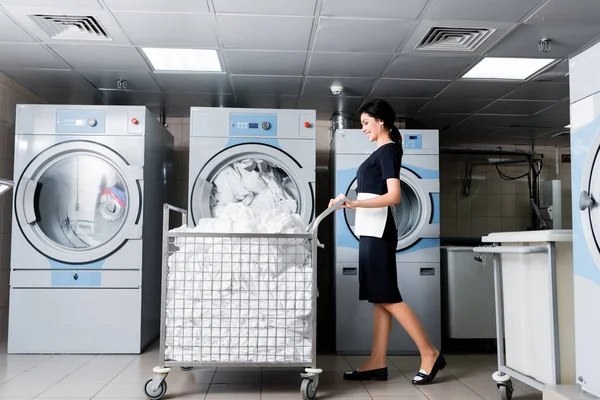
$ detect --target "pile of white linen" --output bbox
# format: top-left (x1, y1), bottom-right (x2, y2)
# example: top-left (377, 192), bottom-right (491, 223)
top-left (209, 158), bottom-right (299, 218)
top-left (164, 203), bottom-right (313, 363)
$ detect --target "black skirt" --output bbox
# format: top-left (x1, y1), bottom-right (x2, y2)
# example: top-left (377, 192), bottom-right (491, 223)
top-left (358, 207), bottom-right (403, 304)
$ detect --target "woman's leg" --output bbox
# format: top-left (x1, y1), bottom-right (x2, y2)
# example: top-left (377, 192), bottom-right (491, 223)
top-left (382, 302), bottom-right (439, 373)
top-left (360, 304), bottom-right (392, 370)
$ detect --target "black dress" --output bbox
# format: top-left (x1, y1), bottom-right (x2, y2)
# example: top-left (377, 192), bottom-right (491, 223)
top-left (356, 142), bottom-right (403, 304)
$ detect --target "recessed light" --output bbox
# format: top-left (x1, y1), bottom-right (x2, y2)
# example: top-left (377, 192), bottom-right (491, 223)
top-left (462, 57), bottom-right (556, 80)
top-left (142, 48), bottom-right (222, 72)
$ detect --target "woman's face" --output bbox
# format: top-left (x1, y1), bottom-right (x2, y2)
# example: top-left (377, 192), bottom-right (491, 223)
top-left (360, 112), bottom-right (385, 143)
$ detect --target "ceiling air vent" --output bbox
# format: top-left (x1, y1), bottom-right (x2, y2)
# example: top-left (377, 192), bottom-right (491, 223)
top-left (29, 14), bottom-right (112, 41)
top-left (416, 27), bottom-right (495, 52)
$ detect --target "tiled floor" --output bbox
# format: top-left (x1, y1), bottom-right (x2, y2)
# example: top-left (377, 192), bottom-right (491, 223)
top-left (0, 342), bottom-right (542, 400)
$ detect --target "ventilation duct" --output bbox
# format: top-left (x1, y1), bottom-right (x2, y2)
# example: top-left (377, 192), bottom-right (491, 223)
top-left (29, 14), bottom-right (112, 41)
top-left (416, 27), bottom-right (495, 52)
top-left (330, 113), bottom-right (353, 139)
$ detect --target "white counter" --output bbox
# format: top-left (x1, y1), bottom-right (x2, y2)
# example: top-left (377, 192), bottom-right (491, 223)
top-left (482, 229), bottom-right (573, 243)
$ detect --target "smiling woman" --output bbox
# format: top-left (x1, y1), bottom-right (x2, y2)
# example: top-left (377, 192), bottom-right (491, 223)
top-left (329, 99), bottom-right (446, 386)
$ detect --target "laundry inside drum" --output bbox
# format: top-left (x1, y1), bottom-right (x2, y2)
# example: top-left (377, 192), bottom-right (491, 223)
top-left (209, 158), bottom-right (300, 218)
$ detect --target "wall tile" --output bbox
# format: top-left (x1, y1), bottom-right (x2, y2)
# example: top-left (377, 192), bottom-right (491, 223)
top-left (501, 194), bottom-right (516, 217)
top-left (501, 178), bottom-right (516, 195)
top-left (487, 217), bottom-right (502, 233)
top-left (441, 216), bottom-right (457, 237)
top-left (487, 194), bottom-right (502, 217)
top-left (502, 217), bottom-right (517, 231)
top-left (440, 193), bottom-right (457, 216)
top-left (471, 217), bottom-right (488, 238)
top-left (456, 194), bottom-right (472, 217)
top-left (456, 216), bottom-right (472, 237)
top-left (471, 193), bottom-right (487, 217)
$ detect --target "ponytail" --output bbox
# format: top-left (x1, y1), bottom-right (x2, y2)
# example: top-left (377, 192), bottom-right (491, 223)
top-left (390, 126), bottom-right (403, 149)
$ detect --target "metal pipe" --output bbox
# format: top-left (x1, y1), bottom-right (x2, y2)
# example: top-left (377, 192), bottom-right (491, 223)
top-left (440, 148), bottom-right (542, 158)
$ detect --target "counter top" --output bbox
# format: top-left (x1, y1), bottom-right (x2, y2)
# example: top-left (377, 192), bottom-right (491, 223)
top-left (482, 229), bottom-right (573, 243)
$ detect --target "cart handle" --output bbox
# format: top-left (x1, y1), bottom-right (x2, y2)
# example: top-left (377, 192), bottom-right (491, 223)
top-left (163, 204), bottom-right (188, 226)
top-left (306, 195), bottom-right (348, 236)
top-left (473, 246), bottom-right (548, 255)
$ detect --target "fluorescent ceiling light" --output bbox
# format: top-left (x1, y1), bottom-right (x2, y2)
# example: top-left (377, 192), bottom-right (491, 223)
top-left (463, 57), bottom-right (556, 80)
top-left (142, 48), bottom-right (222, 72)
top-left (0, 179), bottom-right (14, 196)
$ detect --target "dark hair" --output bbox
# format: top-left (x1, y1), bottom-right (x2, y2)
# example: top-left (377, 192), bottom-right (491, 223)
top-left (359, 99), bottom-right (402, 148)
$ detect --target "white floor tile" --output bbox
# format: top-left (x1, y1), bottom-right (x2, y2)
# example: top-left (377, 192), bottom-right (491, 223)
top-left (38, 382), bottom-right (106, 398)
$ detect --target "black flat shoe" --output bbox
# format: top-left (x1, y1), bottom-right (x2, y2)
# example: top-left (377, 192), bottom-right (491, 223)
top-left (412, 353), bottom-right (446, 385)
top-left (343, 367), bottom-right (388, 381)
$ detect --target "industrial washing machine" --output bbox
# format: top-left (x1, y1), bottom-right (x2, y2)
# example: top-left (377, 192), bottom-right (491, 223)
top-left (332, 128), bottom-right (440, 355)
top-left (187, 107), bottom-right (316, 227)
top-left (8, 105), bottom-right (174, 354)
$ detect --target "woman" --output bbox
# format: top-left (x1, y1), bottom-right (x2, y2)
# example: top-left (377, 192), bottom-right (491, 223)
top-left (329, 99), bottom-right (445, 385)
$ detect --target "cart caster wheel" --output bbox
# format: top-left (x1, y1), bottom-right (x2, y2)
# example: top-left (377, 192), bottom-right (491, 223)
top-left (144, 377), bottom-right (167, 400)
top-left (301, 378), bottom-right (318, 400)
top-left (180, 366), bottom-right (194, 371)
top-left (498, 380), bottom-right (513, 400)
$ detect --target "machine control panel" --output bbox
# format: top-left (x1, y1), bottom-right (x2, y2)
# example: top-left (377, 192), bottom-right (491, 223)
top-left (230, 113), bottom-right (277, 136)
top-left (55, 110), bottom-right (106, 133)
top-left (403, 133), bottom-right (423, 150)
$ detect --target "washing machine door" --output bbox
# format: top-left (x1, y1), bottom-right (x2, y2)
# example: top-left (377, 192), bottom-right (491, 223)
top-left (190, 143), bottom-right (314, 226)
top-left (579, 132), bottom-right (600, 269)
top-left (343, 168), bottom-right (432, 251)
top-left (14, 141), bottom-right (143, 264)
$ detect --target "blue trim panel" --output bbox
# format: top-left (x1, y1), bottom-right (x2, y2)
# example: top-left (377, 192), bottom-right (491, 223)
top-left (51, 271), bottom-right (102, 287)
top-left (403, 163), bottom-right (439, 180)
top-left (571, 115), bottom-right (600, 286)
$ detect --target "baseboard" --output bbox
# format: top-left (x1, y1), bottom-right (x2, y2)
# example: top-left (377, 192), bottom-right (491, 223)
top-left (543, 385), bottom-right (599, 400)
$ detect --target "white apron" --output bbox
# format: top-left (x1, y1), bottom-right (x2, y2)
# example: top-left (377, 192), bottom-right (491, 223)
top-left (353, 193), bottom-right (388, 238)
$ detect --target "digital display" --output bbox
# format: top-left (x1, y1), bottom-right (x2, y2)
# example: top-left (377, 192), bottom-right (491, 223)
top-left (409, 135), bottom-right (417, 139)
top-left (249, 122), bottom-right (259, 129)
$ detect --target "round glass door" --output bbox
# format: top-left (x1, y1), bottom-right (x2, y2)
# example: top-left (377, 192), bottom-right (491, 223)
top-left (343, 169), bottom-right (430, 251)
top-left (36, 154), bottom-right (128, 250)
top-left (15, 141), bottom-right (142, 265)
top-left (580, 134), bottom-right (600, 269)
top-left (190, 144), bottom-right (314, 226)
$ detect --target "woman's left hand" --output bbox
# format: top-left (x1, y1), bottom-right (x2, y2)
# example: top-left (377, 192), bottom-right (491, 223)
top-left (341, 199), bottom-right (358, 209)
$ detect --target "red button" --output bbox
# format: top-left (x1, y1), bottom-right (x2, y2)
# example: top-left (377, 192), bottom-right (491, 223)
top-left (304, 122), bottom-right (311, 128)
top-left (131, 118), bottom-right (139, 125)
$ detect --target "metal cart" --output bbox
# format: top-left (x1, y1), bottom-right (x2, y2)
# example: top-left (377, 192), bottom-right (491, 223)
top-left (473, 243), bottom-right (562, 400)
top-left (144, 201), bottom-right (343, 400)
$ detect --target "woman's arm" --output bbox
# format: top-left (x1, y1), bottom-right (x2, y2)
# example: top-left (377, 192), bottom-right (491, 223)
top-left (343, 178), bottom-right (401, 209)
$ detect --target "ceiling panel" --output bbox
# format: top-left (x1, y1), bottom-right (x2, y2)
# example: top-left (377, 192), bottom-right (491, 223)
top-left (153, 73), bottom-right (232, 93)
top-left (526, 0), bottom-right (600, 26)
top-left (225, 51), bottom-right (307, 76)
top-left (103, 0), bottom-right (210, 13)
top-left (517, 101), bottom-right (569, 128)
top-left (481, 99), bottom-right (556, 115)
top-left (413, 113), bottom-right (471, 129)
top-left (369, 97), bottom-right (431, 116)
top-left (320, 0), bottom-right (428, 19)
top-left (503, 82), bottom-right (569, 101)
top-left (399, 19), bottom-right (515, 55)
top-left (112, 12), bottom-right (218, 48)
top-left (77, 70), bottom-right (161, 91)
top-left (48, 44), bottom-right (149, 70)
top-left (437, 80), bottom-right (522, 99)
top-left (418, 98), bottom-right (493, 113)
top-left (0, 11), bottom-right (35, 43)
top-left (490, 126), bottom-right (556, 138)
top-left (384, 54), bottom-right (476, 80)
top-left (236, 94), bottom-right (299, 109)
top-left (458, 114), bottom-right (530, 127)
top-left (231, 75), bottom-right (302, 95)
top-left (307, 53), bottom-right (392, 77)
top-left (217, 15), bottom-right (313, 50)
top-left (213, 0), bottom-right (317, 16)
top-left (488, 24), bottom-right (600, 58)
top-left (30, 88), bottom-right (106, 105)
top-left (533, 60), bottom-right (569, 82)
top-left (0, 0), bottom-right (102, 7)
top-left (371, 79), bottom-right (449, 98)
top-left (0, 43), bottom-right (68, 69)
top-left (424, 0), bottom-right (541, 22)
top-left (1, 69), bottom-right (95, 91)
top-left (168, 92), bottom-right (236, 108)
top-left (297, 95), bottom-right (363, 118)
top-left (302, 77), bottom-right (375, 97)
top-left (313, 18), bottom-right (414, 53)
